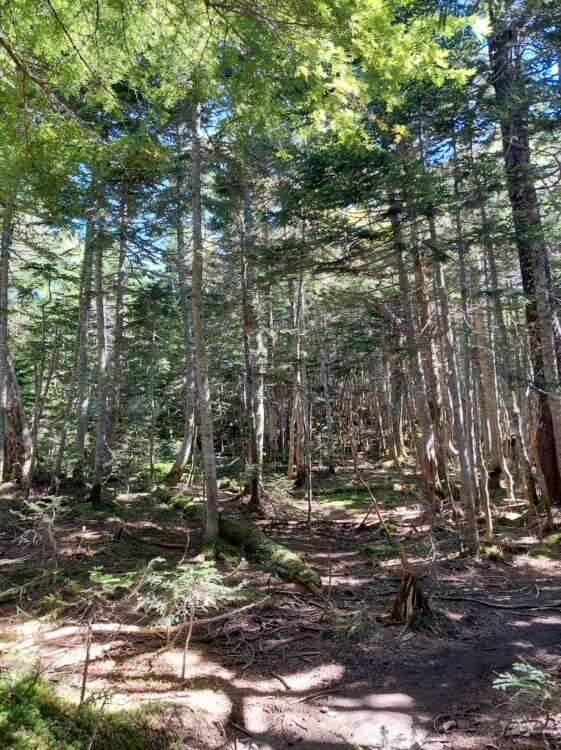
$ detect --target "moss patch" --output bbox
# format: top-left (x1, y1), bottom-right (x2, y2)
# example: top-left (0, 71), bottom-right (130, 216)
top-left (358, 542), bottom-right (397, 561)
top-left (528, 546), bottom-right (555, 560)
top-left (0, 672), bottom-right (183, 750)
top-left (155, 487), bottom-right (322, 594)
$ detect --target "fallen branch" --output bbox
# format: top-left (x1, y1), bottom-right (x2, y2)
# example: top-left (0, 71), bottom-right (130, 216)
top-left (117, 525), bottom-right (186, 550)
top-left (270, 671), bottom-right (291, 690)
top-left (438, 596), bottom-right (561, 611)
top-left (299, 687), bottom-right (342, 703)
top-left (0, 601), bottom-right (261, 652)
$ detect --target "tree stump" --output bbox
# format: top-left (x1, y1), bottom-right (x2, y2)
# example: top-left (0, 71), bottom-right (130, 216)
top-left (389, 544), bottom-right (432, 624)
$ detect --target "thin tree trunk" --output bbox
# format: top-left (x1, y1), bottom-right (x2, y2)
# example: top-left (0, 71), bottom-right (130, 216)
top-left (434, 259), bottom-right (480, 552)
top-left (148, 325), bottom-right (157, 480)
top-left (105, 183), bottom-right (128, 460)
top-left (265, 294), bottom-right (278, 462)
top-left (90, 232), bottom-right (108, 503)
top-left (295, 273), bottom-right (313, 518)
top-left (75, 202), bottom-right (96, 467)
top-left (390, 201), bottom-right (439, 504)
top-left (239, 180), bottom-right (265, 506)
top-left (166, 175), bottom-right (196, 487)
top-left (190, 101), bottom-right (219, 539)
top-left (0, 199), bottom-right (13, 480)
top-left (26, 296), bottom-right (57, 499)
top-left (318, 323), bottom-right (335, 473)
top-left (53, 210), bottom-right (95, 483)
top-left (5, 354), bottom-right (32, 482)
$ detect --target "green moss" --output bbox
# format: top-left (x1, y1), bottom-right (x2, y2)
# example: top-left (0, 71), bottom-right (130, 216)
top-left (528, 546), bottom-right (555, 560)
top-left (358, 542), bottom-right (397, 560)
top-left (494, 512), bottom-right (524, 529)
top-left (157, 487), bottom-right (322, 592)
top-left (482, 544), bottom-right (506, 562)
top-left (0, 672), bottom-right (183, 750)
top-left (543, 532), bottom-right (561, 545)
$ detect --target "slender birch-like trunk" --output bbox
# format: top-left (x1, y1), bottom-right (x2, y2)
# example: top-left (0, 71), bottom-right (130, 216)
top-left (75, 203), bottom-right (96, 466)
top-left (5, 354), bottom-right (32, 482)
top-left (166, 175), bottom-right (196, 487)
top-left (318, 324), bottom-right (335, 473)
top-left (148, 325), bottom-right (157, 480)
top-left (0, 200), bottom-right (13, 480)
top-left (390, 202), bottom-right (439, 504)
top-left (433, 258), bottom-right (480, 552)
top-left (53, 209), bottom-right (95, 483)
top-left (265, 294), bottom-right (278, 462)
top-left (190, 101), bottom-right (219, 539)
top-left (239, 180), bottom-right (265, 506)
top-left (106, 183), bottom-right (129, 459)
top-left (90, 231), bottom-right (109, 503)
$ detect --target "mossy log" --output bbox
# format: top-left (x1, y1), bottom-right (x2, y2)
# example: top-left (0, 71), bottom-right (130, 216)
top-left (153, 487), bottom-right (323, 597)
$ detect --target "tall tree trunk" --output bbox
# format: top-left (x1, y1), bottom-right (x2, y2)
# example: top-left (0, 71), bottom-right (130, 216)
top-left (390, 201), bottom-right (439, 504)
top-left (166, 176), bottom-right (196, 487)
top-left (407, 198), bottom-right (446, 484)
top-left (26, 299), bottom-right (57, 498)
top-left (5, 354), bottom-right (32, 482)
top-left (239, 181), bottom-right (265, 506)
top-left (434, 259), bottom-right (480, 552)
top-left (75, 203), bottom-right (96, 467)
top-left (0, 199), bottom-right (13, 480)
top-left (53, 208), bottom-right (95, 483)
top-left (90, 233), bottom-right (108, 503)
top-left (295, 272), bottom-right (313, 518)
top-left (265, 294), bottom-right (278, 462)
top-left (489, 13), bottom-right (561, 501)
top-left (318, 323), bottom-right (335, 473)
top-left (148, 324), bottom-right (157, 480)
top-left (106, 183), bottom-right (128, 460)
top-left (190, 102), bottom-right (219, 539)
top-left (471, 263), bottom-right (514, 498)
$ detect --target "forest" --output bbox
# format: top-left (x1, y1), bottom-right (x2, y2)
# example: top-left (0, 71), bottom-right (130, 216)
top-left (0, 0), bottom-right (560, 748)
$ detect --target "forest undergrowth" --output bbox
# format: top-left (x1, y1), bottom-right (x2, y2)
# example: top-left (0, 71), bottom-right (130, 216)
top-left (1, 458), bottom-right (560, 750)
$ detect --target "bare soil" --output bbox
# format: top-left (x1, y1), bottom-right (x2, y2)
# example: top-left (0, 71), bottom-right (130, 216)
top-left (1, 465), bottom-right (560, 750)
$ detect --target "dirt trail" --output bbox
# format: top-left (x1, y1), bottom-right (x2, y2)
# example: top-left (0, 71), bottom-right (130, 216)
top-left (1, 473), bottom-right (560, 750)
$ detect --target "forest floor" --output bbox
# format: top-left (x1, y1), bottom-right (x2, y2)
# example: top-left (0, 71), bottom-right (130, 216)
top-left (1, 459), bottom-right (561, 750)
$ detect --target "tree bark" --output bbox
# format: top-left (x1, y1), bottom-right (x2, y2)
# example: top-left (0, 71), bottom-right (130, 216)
top-left (53, 205), bottom-right (95, 483)
top-left (434, 259), bottom-right (480, 552)
top-left (239, 180), bottom-right (265, 506)
top-left (89, 229), bottom-right (108, 503)
top-left (74, 202), bottom-right (96, 467)
top-left (166, 175), bottom-right (196, 487)
top-left (5, 354), bottom-right (32, 482)
top-left (105, 183), bottom-right (129, 460)
top-left (390, 201), bottom-right (439, 504)
top-left (0, 200), bottom-right (13, 480)
top-left (190, 102), bottom-right (219, 539)
top-left (318, 322), bottom-right (335, 473)
top-left (489, 12), bottom-right (561, 501)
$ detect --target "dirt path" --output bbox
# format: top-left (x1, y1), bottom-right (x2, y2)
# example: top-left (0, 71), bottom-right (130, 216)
top-left (1, 472), bottom-right (560, 750)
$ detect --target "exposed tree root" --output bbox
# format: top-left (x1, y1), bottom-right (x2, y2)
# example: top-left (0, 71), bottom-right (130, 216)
top-left (0, 601), bottom-right (260, 652)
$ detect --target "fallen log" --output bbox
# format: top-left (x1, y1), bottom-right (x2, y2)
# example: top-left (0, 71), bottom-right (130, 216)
top-left (154, 487), bottom-right (323, 596)
top-left (0, 601), bottom-right (260, 652)
top-left (437, 595), bottom-right (561, 611)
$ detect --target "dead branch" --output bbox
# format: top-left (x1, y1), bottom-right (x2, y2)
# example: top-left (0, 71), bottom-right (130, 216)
top-left (437, 595), bottom-right (561, 611)
top-left (0, 600), bottom-right (262, 652)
